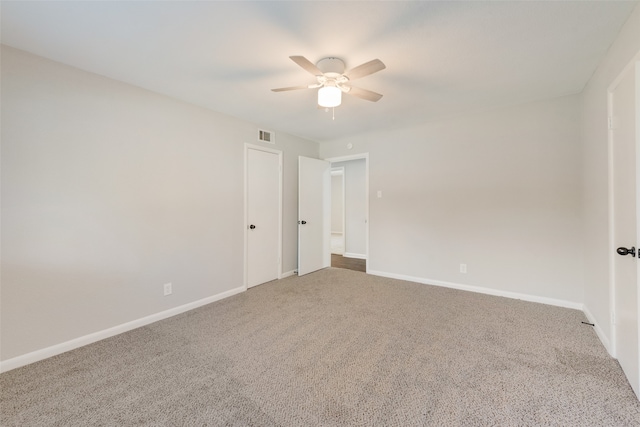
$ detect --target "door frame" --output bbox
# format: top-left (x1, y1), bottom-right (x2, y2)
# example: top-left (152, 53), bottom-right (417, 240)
top-left (244, 143), bottom-right (283, 290)
top-left (608, 51), bottom-right (640, 359)
top-left (324, 153), bottom-right (369, 272)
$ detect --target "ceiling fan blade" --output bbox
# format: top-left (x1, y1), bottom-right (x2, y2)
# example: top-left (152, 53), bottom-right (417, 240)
top-left (271, 84), bottom-right (314, 92)
top-left (290, 56), bottom-right (323, 76)
top-left (344, 59), bottom-right (386, 80)
top-left (342, 85), bottom-right (383, 102)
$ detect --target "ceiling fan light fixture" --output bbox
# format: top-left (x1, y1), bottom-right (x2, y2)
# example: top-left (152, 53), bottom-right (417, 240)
top-left (272, 55), bottom-right (385, 108)
top-left (318, 85), bottom-right (342, 108)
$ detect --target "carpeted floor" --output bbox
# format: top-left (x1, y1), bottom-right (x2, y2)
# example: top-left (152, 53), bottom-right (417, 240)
top-left (2, 268), bottom-right (640, 426)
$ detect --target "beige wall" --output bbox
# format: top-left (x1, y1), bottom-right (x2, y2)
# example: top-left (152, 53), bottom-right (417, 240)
top-left (581, 4), bottom-right (640, 350)
top-left (0, 46), bottom-right (318, 361)
top-left (331, 173), bottom-right (343, 234)
top-left (321, 95), bottom-right (583, 305)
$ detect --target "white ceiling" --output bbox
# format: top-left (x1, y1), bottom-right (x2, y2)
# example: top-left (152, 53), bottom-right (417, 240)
top-left (1, 1), bottom-right (638, 143)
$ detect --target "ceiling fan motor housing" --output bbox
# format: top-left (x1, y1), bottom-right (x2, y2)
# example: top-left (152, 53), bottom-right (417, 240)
top-left (317, 57), bottom-right (345, 78)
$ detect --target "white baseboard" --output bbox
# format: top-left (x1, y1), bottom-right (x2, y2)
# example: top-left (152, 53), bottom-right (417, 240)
top-left (343, 252), bottom-right (366, 260)
top-left (281, 270), bottom-right (296, 279)
top-left (0, 285), bottom-right (246, 373)
top-left (367, 269), bottom-right (583, 311)
top-left (583, 305), bottom-right (613, 356)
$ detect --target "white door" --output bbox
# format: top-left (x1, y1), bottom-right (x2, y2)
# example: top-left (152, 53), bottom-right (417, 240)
top-left (298, 156), bottom-right (330, 276)
top-left (612, 61), bottom-right (639, 397)
top-left (246, 147), bottom-right (281, 288)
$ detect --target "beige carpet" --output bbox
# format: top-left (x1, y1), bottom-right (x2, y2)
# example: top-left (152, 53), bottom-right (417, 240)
top-left (2, 268), bottom-right (640, 426)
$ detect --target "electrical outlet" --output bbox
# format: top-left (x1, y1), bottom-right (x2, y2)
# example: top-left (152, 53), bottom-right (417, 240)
top-left (460, 264), bottom-right (467, 274)
top-left (163, 283), bottom-right (172, 296)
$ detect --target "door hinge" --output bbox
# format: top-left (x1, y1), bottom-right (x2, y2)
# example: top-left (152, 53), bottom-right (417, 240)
top-left (611, 312), bottom-right (616, 325)
top-left (608, 116), bottom-right (619, 130)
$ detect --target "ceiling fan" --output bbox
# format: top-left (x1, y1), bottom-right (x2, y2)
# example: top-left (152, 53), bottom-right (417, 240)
top-left (271, 56), bottom-right (386, 109)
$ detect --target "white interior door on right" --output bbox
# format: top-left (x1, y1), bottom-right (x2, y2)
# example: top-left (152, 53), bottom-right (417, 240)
top-left (298, 156), bottom-right (330, 276)
top-left (611, 61), bottom-right (639, 398)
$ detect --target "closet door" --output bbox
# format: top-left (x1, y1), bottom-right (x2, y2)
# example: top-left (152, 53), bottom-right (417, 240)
top-left (246, 147), bottom-right (281, 287)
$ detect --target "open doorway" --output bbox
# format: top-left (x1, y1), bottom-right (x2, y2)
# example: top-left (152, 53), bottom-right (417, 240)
top-left (327, 155), bottom-right (368, 273)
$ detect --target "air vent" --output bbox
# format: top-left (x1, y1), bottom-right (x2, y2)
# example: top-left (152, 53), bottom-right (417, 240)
top-left (258, 129), bottom-right (275, 144)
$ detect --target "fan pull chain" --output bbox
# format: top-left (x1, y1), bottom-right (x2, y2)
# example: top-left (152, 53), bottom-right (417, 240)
top-left (332, 107), bottom-right (335, 121)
